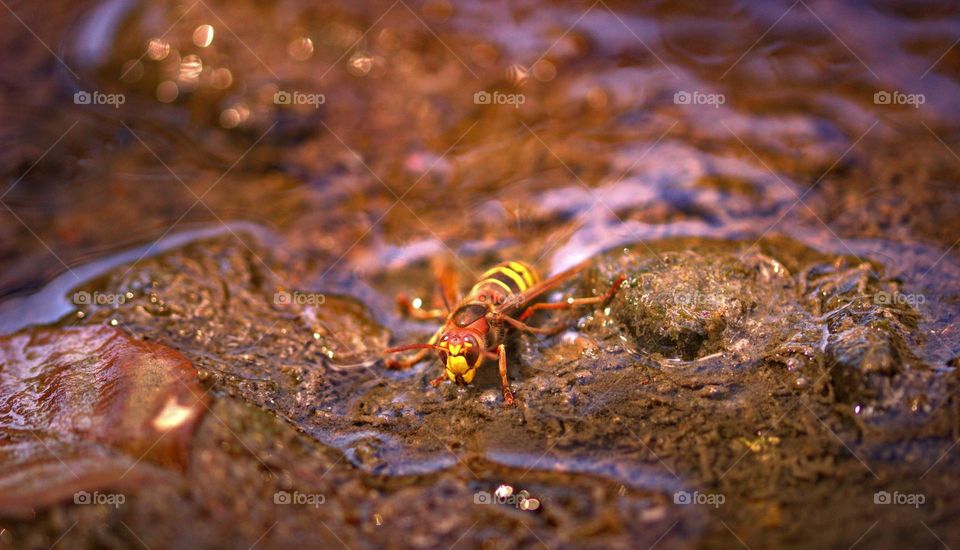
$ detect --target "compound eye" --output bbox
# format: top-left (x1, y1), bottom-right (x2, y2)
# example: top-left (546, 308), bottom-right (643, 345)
top-left (464, 337), bottom-right (481, 367)
top-left (437, 350), bottom-right (448, 364)
top-left (466, 347), bottom-right (480, 367)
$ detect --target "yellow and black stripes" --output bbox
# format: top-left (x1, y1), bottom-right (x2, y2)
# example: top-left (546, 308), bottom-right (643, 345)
top-left (467, 261), bottom-right (541, 305)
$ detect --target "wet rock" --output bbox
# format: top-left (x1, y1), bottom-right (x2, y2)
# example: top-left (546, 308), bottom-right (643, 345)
top-left (592, 249), bottom-right (795, 360)
top-left (0, 326), bottom-right (207, 516)
top-left (69, 236), bottom-right (392, 424)
top-left (827, 326), bottom-right (905, 401)
top-left (784, 258), bottom-right (926, 410)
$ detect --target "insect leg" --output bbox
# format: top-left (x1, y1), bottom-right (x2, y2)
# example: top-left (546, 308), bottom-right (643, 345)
top-left (518, 274), bottom-right (626, 321)
top-left (501, 315), bottom-right (566, 335)
top-left (394, 258), bottom-right (462, 320)
top-left (497, 344), bottom-right (514, 405)
top-left (430, 373), bottom-right (447, 387)
top-left (396, 294), bottom-right (447, 320)
top-left (433, 259), bottom-right (462, 314)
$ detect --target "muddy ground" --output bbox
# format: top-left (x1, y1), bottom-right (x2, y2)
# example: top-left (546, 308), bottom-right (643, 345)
top-left (1, 0), bottom-right (960, 548)
top-left (2, 233), bottom-right (958, 549)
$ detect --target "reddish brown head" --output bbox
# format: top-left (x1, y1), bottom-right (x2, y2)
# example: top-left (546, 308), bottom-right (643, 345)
top-left (436, 329), bottom-right (484, 385)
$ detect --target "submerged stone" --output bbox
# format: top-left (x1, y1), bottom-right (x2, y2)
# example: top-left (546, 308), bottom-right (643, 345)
top-left (0, 326), bottom-right (207, 516)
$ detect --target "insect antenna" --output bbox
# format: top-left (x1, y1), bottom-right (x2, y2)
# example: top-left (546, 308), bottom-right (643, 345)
top-left (384, 343), bottom-right (444, 354)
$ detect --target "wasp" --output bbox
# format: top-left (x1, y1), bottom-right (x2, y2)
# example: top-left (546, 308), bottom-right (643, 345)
top-left (384, 260), bottom-right (625, 405)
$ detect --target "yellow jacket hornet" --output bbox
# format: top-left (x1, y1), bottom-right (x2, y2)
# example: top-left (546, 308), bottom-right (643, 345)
top-left (385, 260), bottom-right (625, 405)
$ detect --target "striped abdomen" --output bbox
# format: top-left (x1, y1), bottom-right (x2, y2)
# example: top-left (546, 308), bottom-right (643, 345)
top-left (466, 261), bottom-right (540, 307)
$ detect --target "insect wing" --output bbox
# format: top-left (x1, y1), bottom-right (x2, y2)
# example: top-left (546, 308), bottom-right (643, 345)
top-left (493, 258), bottom-right (593, 317)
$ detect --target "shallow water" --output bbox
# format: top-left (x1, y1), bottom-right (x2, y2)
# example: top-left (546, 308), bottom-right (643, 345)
top-left (1, 0), bottom-right (959, 548)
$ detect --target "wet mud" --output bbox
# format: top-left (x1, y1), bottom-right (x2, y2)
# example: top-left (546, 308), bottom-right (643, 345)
top-left (1, 0), bottom-right (959, 548)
